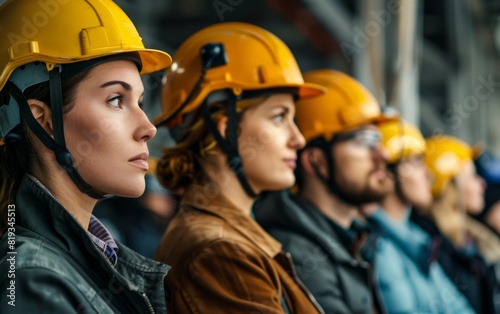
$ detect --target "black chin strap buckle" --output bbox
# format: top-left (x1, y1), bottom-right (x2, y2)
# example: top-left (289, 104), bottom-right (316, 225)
top-left (227, 154), bottom-right (243, 176)
top-left (54, 147), bottom-right (73, 170)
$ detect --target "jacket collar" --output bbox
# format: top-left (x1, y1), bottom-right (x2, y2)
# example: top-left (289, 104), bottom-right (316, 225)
top-left (15, 175), bottom-right (169, 291)
top-left (369, 207), bottom-right (435, 273)
top-left (254, 190), bottom-right (360, 264)
top-left (181, 183), bottom-right (282, 258)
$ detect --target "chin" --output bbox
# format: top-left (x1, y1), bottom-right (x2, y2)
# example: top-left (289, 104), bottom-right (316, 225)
top-left (261, 178), bottom-right (295, 192)
top-left (413, 198), bottom-right (433, 209)
top-left (106, 181), bottom-right (146, 198)
top-left (467, 204), bottom-right (484, 215)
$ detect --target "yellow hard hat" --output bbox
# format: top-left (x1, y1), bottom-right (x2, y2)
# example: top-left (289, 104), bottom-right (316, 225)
top-left (295, 69), bottom-right (388, 143)
top-left (380, 120), bottom-right (425, 164)
top-left (425, 135), bottom-right (480, 198)
top-left (0, 0), bottom-right (172, 92)
top-left (154, 22), bottom-right (325, 127)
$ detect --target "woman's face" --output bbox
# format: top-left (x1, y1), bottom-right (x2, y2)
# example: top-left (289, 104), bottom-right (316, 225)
top-left (63, 60), bottom-right (156, 197)
top-left (397, 155), bottom-right (433, 208)
top-left (237, 94), bottom-right (305, 193)
top-left (457, 160), bottom-right (485, 214)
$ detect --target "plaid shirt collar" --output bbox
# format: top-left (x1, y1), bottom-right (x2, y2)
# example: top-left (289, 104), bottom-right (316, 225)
top-left (87, 215), bottom-right (119, 267)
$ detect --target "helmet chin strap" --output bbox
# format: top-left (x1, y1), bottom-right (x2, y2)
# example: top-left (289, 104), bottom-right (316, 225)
top-left (387, 162), bottom-right (411, 205)
top-left (201, 92), bottom-right (258, 198)
top-left (6, 66), bottom-right (105, 199)
top-left (309, 139), bottom-right (365, 207)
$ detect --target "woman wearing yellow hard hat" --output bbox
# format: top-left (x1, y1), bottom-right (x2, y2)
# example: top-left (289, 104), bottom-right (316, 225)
top-left (153, 22), bottom-right (326, 313)
top-left (0, 0), bottom-right (172, 312)
top-left (368, 121), bottom-right (475, 313)
top-left (411, 135), bottom-right (500, 313)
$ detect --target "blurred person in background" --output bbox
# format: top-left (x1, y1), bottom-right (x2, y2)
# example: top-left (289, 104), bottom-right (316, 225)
top-left (367, 120), bottom-right (475, 313)
top-left (153, 22), bottom-right (326, 313)
top-left (254, 69), bottom-right (392, 314)
top-left (411, 135), bottom-right (500, 313)
top-left (0, 0), bottom-right (172, 312)
top-left (480, 185), bottom-right (500, 236)
top-left (474, 152), bottom-right (500, 236)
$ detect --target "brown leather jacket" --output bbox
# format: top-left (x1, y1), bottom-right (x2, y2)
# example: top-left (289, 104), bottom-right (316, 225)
top-left (155, 185), bottom-right (324, 314)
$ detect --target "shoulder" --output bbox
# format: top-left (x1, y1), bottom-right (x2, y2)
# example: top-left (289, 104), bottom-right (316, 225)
top-left (374, 238), bottom-right (406, 274)
top-left (1, 228), bottom-right (75, 273)
top-left (156, 210), bottom-right (273, 272)
top-left (188, 237), bottom-right (273, 271)
top-left (270, 228), bottom-right (323, 260)
top-left (0, 257), bottom-right (100, 313)
top-left (166, 238), bottom-right (281, 294)
top-left (186, 237), bottom-right (273, 267)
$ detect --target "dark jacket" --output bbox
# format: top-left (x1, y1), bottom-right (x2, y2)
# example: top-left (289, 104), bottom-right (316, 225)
top-left (410, 210), bottom-right (495, 314)
top-left (254, 190), bottom-right (381, 314)
top-left (0, 175), bottom-right (170, 313)
top-left (155, 184), bottom-right (324, 314)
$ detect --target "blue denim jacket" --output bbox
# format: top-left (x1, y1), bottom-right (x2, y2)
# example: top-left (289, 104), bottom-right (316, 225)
top-left (0, 175), bottom-right (170, 313)
top-left (369, 208), bottom-right (475, 314)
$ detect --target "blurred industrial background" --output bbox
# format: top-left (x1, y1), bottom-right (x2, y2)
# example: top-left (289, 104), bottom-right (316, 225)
top-left (114, 0), bottom-right (500, 156)
top-left (3, 0), bottom-right (498, 156)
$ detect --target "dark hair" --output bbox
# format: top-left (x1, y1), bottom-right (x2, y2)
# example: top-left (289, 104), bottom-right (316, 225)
top-left (0, 69), bottom-right (91, 235)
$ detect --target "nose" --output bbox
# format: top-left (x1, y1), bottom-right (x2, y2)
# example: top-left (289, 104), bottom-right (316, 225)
top-left (372, 144), bottom-right (388, 163)
top-left (289, 121), bottom-right (306, 150)
top-left (134, 109), bottom-right (157, 142)
top-left (478, 176), bottom-right (486, 192)
top-left (425, 167), bottom-right (433, 182)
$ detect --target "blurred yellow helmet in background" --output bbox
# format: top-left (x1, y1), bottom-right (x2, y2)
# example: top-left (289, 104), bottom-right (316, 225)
top-left (380, 120), bottom-right (426, 164)
top-left (295, 69), bottom-right (389, 143)
top-left (425, 135), bottom-right (479, 198)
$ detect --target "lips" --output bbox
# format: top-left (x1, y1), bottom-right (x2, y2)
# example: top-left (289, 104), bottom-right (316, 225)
top-left (283, 158), bottom-right (297, 169)
top-left (129, 152), bottom-right (149, 171)
top-left (371, 168), bottom-right (388, 180)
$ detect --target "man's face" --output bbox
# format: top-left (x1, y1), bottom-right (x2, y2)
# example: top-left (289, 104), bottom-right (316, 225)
top-left (330, 125), bottom-right (392, 204)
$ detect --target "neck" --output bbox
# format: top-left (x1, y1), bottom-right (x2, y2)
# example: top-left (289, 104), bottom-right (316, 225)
top-left (299, 178), bottom-right (356, 229)
top-left (31, 161), bottom-right (97, 230)
top-left (202, 161), bottom-right (255, 215)
top-left (380, 192), bottom-right (409, 223)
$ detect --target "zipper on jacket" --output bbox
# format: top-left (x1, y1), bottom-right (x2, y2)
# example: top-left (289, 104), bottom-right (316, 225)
top-left (284, 252), bottom-right (326, 314)
top-left (140, 291), bottom-right (155, 314)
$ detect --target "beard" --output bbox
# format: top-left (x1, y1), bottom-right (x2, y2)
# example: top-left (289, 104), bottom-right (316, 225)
top-left (332, 168), bottom-right (392, 206)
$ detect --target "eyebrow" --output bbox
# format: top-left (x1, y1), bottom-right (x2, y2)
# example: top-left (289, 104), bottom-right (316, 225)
top-left (100, 80), bottom-right (131, 91)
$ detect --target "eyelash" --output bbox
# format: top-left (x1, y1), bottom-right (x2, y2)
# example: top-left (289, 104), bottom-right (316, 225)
top-left (108, 95), bottom-right (124, 108)
top-left (108, 95), bottom-right (144, 110)
top-left (272, 109), bottom-right (288, 123)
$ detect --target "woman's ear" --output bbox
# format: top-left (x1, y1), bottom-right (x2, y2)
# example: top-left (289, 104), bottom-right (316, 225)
top-left (28, 99), bottom-right (53, 135)
top-left (216, 116), bottom-right (228, 140)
